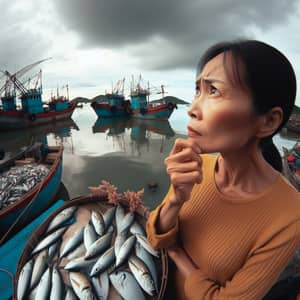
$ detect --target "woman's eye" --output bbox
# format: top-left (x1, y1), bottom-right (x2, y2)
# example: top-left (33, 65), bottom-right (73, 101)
top-left (209, 85), bottom-right (219, 95)
top-left (195, 86), bottom-right (201, 96)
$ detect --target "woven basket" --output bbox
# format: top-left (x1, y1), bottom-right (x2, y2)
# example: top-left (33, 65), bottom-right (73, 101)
top-left (14, 195), bottom-right (168, 300)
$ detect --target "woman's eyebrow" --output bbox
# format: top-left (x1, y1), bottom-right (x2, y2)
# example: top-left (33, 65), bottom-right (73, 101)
top-left (196, 77), bottom-right (225, 85)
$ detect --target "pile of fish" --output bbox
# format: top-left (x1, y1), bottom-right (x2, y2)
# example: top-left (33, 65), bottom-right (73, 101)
top-left (0, 164), bottom-right (49, 210)
top-left (16, 202), bottom-right (161, 300)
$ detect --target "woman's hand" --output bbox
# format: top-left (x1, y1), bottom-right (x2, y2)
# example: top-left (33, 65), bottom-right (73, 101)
top-left (165, 138), bottom-right (202, 205)
top-left (168, 244), bottom-right (197, 277)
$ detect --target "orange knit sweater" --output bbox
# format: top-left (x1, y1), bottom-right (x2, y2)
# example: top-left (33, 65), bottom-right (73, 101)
top-left (146, 154), bottom-right (300, 300)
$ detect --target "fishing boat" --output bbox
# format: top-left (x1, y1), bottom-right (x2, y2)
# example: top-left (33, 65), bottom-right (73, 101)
top-left (14, 193), bottom-right (168, 299)
top-left (0, 60), bottom-right (76, 130)
top-left (91, 78), bottom-right (132, 118)
top-left (130, 76), bottom-right (176, 121)
top-left (282, 144), bottom-right (300, 191)
top-left (0, 144), bottom-right (63, 241)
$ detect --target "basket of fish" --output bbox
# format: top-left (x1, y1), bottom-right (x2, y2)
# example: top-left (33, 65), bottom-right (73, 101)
top-left (14, 181), bottom-right (168, 300)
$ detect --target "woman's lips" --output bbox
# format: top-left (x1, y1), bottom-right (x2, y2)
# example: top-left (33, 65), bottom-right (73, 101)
top-left (187, 126), bottom-right (201, 137)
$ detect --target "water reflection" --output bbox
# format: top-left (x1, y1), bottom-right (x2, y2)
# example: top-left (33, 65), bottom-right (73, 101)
top-left (0, 118), bottom-right (79, 159)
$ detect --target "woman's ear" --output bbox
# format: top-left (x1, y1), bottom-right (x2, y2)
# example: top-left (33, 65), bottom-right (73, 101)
top-left (256, 107), bottom-right (283, 138)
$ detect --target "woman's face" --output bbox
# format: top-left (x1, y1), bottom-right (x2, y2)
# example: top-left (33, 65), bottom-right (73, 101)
top-left (188, 52), bottom-right (263, 154)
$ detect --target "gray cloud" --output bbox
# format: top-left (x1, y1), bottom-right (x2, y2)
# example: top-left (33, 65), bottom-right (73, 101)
top-left (53, 0), bottom-right (299, 70)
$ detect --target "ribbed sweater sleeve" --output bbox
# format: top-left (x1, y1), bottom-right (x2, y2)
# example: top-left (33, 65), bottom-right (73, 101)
top-left (184, 220), bottom-right (300, 300)
top-left (146, 186), bottom-right (179, 249)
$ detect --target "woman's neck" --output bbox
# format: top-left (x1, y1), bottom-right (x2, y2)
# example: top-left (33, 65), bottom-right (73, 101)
top-left (215, 144), bottom-right (279, 198)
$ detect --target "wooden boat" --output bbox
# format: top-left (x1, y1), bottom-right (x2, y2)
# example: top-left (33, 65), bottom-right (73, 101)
top-left (14, 194), bottom-right (168, 299)
top-left (282, 145), bottom-right (300, 191)
top-left (0, 144), bottom-right (63, 241)
top-left (91, 79), bottom-right (131, 118)
top-left (130, 77), bottom-right (176, 121)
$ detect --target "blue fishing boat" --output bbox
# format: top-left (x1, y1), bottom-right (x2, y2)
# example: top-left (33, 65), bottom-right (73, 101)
top-left (0, 144), bottom-right (63, 240)
top-left (0, 60), bottom-right (76, 130)
top-left (130, 77), bottom-right (176, 121)
top-left (91, 78), bottom-right (131, 118)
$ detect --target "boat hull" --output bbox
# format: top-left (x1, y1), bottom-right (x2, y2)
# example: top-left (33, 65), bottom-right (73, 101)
top-left (0, 147), bottom-right (63, 239)
top-left (132, 103), bottom-right (174, 121)
top-left (91, 102), bottom-right (130, 118)
top-left (0, 104), bottom-right (76, 130)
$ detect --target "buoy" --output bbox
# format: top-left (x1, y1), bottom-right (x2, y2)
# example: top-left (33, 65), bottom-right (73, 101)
top-left (148, 182), bottom-right (158, 189)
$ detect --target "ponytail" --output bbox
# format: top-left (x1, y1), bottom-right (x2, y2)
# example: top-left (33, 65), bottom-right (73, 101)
top-left (260, 137), bottom-right (282, 172)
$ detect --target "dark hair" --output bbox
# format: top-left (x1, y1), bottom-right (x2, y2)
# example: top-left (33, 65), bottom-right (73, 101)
top-left (198, 39), bottom-right (297, 172)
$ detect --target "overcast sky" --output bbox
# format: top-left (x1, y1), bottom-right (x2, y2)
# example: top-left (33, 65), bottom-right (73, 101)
top-left (1, 0), bottom-right (300, 103)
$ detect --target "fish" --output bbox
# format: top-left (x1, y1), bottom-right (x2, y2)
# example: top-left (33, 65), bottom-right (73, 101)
top-left (102, 206), bottom-right (116, 229)
top-left (128, 255), bottom-right (157, 296)
top-left (65, 286), bottom-right (78, 300)
top-left (115, 204), bottom-right (125, 233)
top-left (136, 234), bottom-right (159, 257)
top-left (84, 231), bottom-right (113, 260)
top-left (35, 267), bottom-right (51, 299)
top-left (91, 210), bottom-right (105, 236)
top-left (67, 243), bottom-right (86, 261)
top-left (84, 223), bottom-right (98, 250)
top-left (69, 272), bottom-right (95, 300)
top-left (90, 246), bottom-right (115, 277)
top-left (60, 227), bottom-right (84, 258)
top-left (46, 206), bottom-right (77, 233)
top-left (31, 227), bottom-right (68, 255)
top-left (135, 242), bottom-right (158, 292)
top-left (30, 251), bottom-right (48, 289)
top-left (115, 235), bottom-right (136, 267)
top-left (17, 259), bottom-right (33, 300)
top-left (109, 270), bottom-right (146, 300)
top-left (64, 256), bottom-right (98, 271)
top-left (91, 271), bottom-right (109, 300)
top-left (130, 221), bottom-right (146, 236)
top-left (114, 232), bottom-right (127, 258)
top-left (48, 239), bottom-right (61, 259)
top-left (118, 211), bottom-right (135, 234)
top-left (50, 267), bottom-right (64, 300)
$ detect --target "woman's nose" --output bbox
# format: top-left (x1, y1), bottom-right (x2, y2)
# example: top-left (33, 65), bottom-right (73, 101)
top-left (188, 99), bottom-right (202, 119)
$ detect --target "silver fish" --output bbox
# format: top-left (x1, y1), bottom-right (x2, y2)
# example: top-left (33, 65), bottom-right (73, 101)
top-left (35, 267), bottom-right (51, 299)
top-left (90, 246), bottom-right (115, 277)
top-left (135, 242), bottom-right (158, 292)
top-left (17, 259), bottom-right (33, 300)
top-left (65, 286), bottom-right (78, 300)
top-left (32, 227), bottom-right (67, 255)
top-left (114, 232), bottom-right (127, 258)
top-left (85, 231), bottom-right (113, 260)
top-left (48, 239), bottom-right (61, 259)
top-left (60, 227), bottom-right (84, 258)
top-left (64, 256), bottom-right (98, 271)
top-left (46, 206), bottom-right (77, 233)
top-left (30, 251), bottom-right (48, 289)
top-left (128, 255), bottom-right (156, 296)
top-left (102, 206), bottom-right (116, 229)
top-left (50, 267), bottom-right (64, 300)
top-left (136, 234), bottom-right (159, 257)
top-left (84, 223), bottom-right (98, 250)
top-left (115, 204), bottom-right (125, 233)
top-left (118, 211), bottom-right (135, 234)
top-left (91, 271), bottom-right (109, 300)
top-left (115, 235), bottom-right (136, 267)
top-left (67, 243), bottom-right (86, 260)
top-left (109, 270), bottom-right (146, 300)
top-left (69, 272), bottom-right (95, 300)
top-left (91, 211), bottom-right (105, 236)
top-left (130, 221), bottom-right (146, 236)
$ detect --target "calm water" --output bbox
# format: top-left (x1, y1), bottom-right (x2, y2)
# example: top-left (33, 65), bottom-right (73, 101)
top-left (0, 104), bottom-right (299, 210)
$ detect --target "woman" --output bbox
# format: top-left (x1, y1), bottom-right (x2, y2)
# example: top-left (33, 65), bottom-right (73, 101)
top-left (146, 39), bottom-right (300, 299)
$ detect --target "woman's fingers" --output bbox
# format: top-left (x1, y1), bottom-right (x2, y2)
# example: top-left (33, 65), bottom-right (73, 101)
top-left (170, 138), bottom-right (201, 155)
top-left (165, 147), bottom-right (202, 165)
top-left (170, 171), bottom-right (202, 186)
